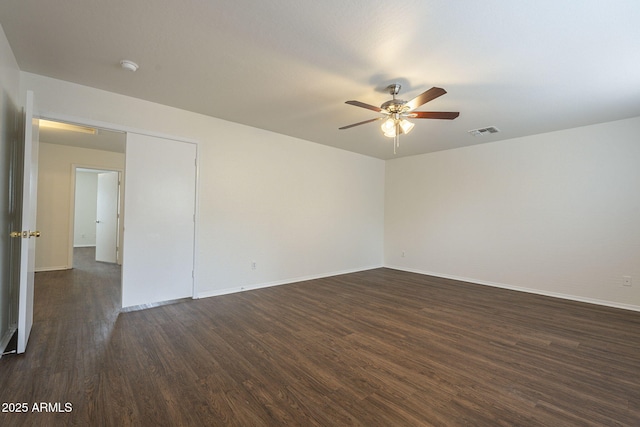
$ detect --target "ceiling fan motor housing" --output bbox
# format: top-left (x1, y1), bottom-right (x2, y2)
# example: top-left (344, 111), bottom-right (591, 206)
top-left (380, 99), bottom-right (408, 113)
top-left (387, 83), bottom-right (401, 96)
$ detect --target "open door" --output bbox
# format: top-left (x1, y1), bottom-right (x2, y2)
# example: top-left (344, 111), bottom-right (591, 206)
top-left (95, 171), bottom-right (119, 263)
top-left (10, 91), bottom-right (40, 354)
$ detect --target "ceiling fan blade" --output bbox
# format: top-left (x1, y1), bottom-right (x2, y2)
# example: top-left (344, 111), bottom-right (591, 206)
top-left (405, 87), bottom-right (447, 111)
top-left (339, 117), bottom-right (382, 130)
top-left (345, 100), bottom-right (383, 112)
top-left (409, 111), bottom-right (460, 120)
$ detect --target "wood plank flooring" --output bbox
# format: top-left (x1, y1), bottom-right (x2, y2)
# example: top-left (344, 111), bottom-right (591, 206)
top-left (1, 250), bottom-right (639, 426)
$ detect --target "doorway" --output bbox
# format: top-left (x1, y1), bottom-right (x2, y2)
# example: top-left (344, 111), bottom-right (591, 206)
top-left (72, 168), bottom-right (122, 266)
top-left (35, 120), bottom-right (125, 272)
top-left (10, 111), bottom-right (197, 357)
top-left (36, 118), bottom-right (197, 310)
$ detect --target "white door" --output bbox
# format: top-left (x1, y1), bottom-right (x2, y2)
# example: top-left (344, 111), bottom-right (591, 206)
top-left (95, 171), bottom-right (119, 263)
top-left (16, 91), bottom-right (40, 354)
top-left (121, 133), bottom-right (197, 308)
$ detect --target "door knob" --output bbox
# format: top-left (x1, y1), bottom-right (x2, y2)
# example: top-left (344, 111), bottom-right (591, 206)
top-left (96, 220), bottom-right (101, 224)
top-left (10, 231), bottom-right (33, 238)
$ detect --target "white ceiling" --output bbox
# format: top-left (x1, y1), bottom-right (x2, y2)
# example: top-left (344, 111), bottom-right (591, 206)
top-left (2, 0), bottom-right (639, 159)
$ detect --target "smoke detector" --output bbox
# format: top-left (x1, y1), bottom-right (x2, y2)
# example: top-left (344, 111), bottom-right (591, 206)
top-left (468, 126), bottom-right (500, 136)
top-left (120, 60), bottom-right (139, 72)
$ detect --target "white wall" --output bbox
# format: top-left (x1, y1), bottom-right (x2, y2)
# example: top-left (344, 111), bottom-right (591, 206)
top-left (207, 126), bottom-right (384, 294)
top-left (22, 72), bottom-right (385, 297)
top-left (14, 72), bottom-right (640, 312)
top-left (0, 24), bottom-right (21, 350)
top-left (36, 143), bottom-right (125, 270)
top-left (73, 171), bottom-right (98, 247)
top-left (385, 117), bottom-right (640, 310)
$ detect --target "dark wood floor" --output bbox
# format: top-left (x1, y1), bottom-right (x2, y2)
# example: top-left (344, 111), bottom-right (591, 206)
top-left (1, 250), bottom-right (639, 426)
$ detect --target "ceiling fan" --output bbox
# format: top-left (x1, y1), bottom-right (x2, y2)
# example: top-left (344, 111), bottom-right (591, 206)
top-left (339, 84), bottom-right (459, 154)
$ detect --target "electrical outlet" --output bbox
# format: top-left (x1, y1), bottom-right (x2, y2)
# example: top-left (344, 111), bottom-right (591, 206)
top-left (251, 261), bottom-right (257, 270)
top-left (401, 251), bottom-right (405, 258)
top-left (623, 276), bottom-right (632, 287)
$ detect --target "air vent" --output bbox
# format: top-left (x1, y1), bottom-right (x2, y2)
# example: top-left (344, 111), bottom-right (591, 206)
top-left (468, 126), bottom-right (500, 136)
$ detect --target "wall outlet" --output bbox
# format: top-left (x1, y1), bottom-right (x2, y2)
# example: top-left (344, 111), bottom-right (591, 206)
top-left (623, 276), bottom-right (632, 287)
top-left (251, 261), bottom-right (257, 270)
top-left (401, 251), bottom-right (405, 258)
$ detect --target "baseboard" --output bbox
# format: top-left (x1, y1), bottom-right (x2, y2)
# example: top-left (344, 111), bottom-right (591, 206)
top-left (35, 266), bottom-right (71, 272)
top-left (197, 264), bottom-right (384, 299)
top-left (73, 244), bottom-right (96, 248)
top-left (121, 297), bottom-right (192, 313)
top-left (385, 265), bottom-right (640, 313)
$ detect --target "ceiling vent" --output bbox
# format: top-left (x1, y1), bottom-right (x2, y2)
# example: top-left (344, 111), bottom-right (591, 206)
top-left (468, 126), bottom-right (500, 136)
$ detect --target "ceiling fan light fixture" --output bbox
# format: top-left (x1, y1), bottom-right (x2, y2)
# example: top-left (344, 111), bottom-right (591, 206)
top-left (399, 118), bottom-right (414, 135)
top-left (381, 117), bottom-right (397, 137)
top-left (381, 117), bottom-right (414, 138)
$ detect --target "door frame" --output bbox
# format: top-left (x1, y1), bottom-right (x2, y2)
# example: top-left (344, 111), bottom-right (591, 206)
top-left (39, 113), bottom-right (200, 301)
top-left (69, 166), bottom-right (124, 267)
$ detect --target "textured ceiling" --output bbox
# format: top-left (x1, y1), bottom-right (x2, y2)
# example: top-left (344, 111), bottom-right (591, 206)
top-left (2, 0), bottom-right (640, 159)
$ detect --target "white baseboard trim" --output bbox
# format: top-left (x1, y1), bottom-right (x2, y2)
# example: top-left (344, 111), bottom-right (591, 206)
top-left (385, 265), bottom-right (640, 313)
top-left (73, 244), bottom-right (96, 248)
top-left (35, 266), bottom-right (71, 272)
top-left (197, 264), bottom-right (384, 300)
